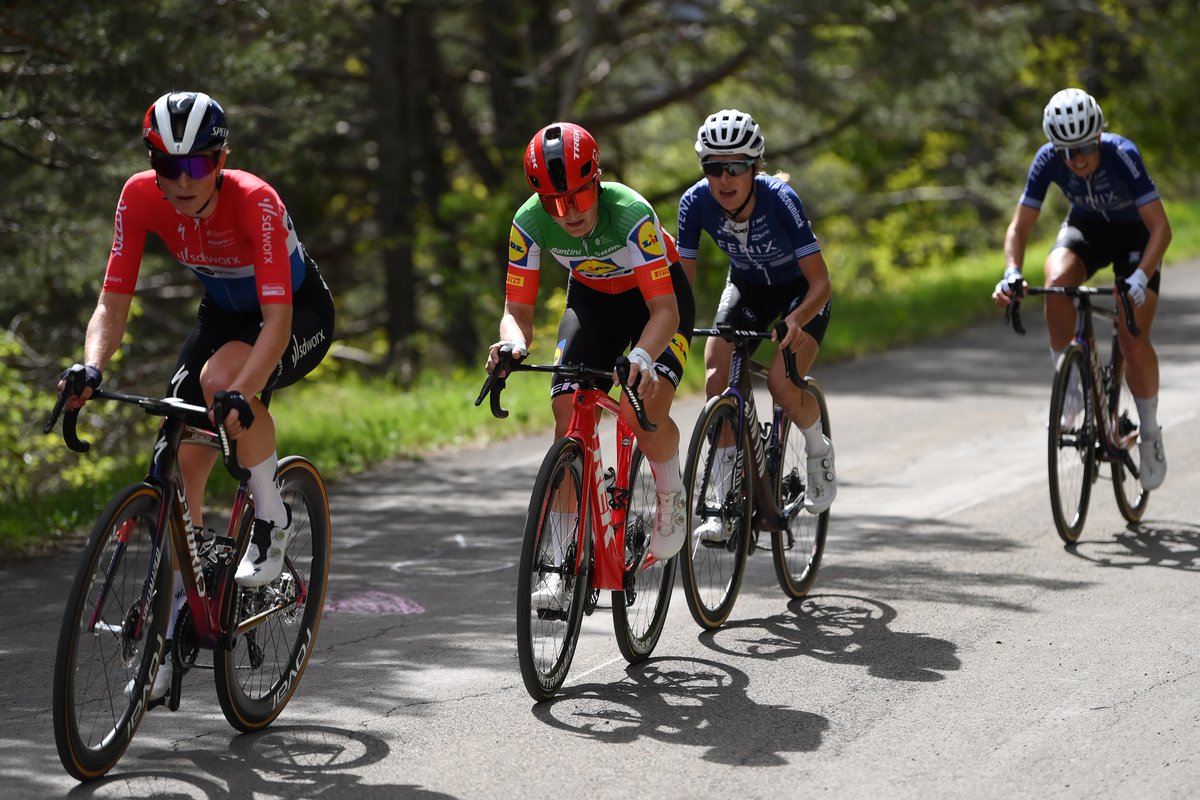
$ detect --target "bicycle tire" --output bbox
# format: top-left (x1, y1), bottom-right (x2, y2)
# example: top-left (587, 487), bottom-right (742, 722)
top-left (613, 443), bottom-right (676, 663)
top-left (1109, 361), bottom-right (1150, 522)
top-left (214, 456), bottom-right (330, 731)
top-left (680, 396), bottom-right (752, 630)
top-left (1048, 346), bottom-right (1097, 543)
top-left (772, 379), bottom-right (831, 599)
top-left (516, 438), bottom-right (592, 701)
top-left (52, 483), bottom-right (172, 781)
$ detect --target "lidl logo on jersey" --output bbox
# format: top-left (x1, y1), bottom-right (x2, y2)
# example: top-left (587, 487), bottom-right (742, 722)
top-left (554, 339), bottom-right (566, 366)
top-left (508, 224), bottom-right (530, 266)
top-left (574, 257), bottom-right (621, 277)
top-left (668, 332), bottom-right (689, 366)
top-left (635, 220), bottom-right (663, 259)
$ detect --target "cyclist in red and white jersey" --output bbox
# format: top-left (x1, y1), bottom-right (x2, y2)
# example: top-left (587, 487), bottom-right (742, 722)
top-left (59, 92), bottom-right (335, 694)
top-left (993, 88), bottom-right (1171, 490)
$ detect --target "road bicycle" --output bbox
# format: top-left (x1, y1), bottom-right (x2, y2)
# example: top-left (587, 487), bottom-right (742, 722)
top-left (1006, 280), bottom-right (1147, 543)
top-left (680, 323), bottom-right (832, 630)
top-left (476, 351), bottom-right (676, 701)
top-left (45, 365), bottom-right (331, 781)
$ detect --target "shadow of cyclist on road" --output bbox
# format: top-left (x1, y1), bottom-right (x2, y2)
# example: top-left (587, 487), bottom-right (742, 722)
top-left (697, 594), bottom-right (960, 683)
top-left (1067, 520), bottom-right (1200, 572)
top-left (68, 725), bottom-right (453, 800)
top-left (531, 657), bottom-right (828, 766)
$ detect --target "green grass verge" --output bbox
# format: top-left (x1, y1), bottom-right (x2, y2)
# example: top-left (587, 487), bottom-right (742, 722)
top-left (8, 197), bottom-right (1200, 557)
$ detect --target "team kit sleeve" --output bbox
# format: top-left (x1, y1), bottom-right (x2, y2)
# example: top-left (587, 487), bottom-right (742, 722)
top-left (627, 213), bottom-right (675, 300)
top-left (675, 182), bottom-right (704, 261)
top-left (245, 184), bottom-right (296, 306)
top-left (776, 183), bottom-right (822, 260)
top-left (1017, 145), bottom-right (1057, 211)
top-left (505, 219), bottom-right (540, 305)
top-left (1117, 140), bottom-right (1162, 208)
top-left (101, 174), bottom-right (154, 296)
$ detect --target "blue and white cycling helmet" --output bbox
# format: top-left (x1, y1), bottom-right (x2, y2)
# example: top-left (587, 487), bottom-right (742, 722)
top-left (695, 108), bottom-right (765, 159)
top-left (1042, 88), bottom-right (1104, 147)
top-left (142, 91), bottom-right (230, 155)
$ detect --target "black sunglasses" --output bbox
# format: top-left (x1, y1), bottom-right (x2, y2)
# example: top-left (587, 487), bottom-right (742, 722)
top-left (149, 151), bottom-right (222, 180)
top-left (701, 159), bottom-right (755, 177)
top-left (1056, 142), bottom-right (1100, 161)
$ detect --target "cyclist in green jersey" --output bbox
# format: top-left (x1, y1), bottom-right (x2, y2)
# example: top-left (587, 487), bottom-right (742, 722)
top-left (487, 122), bottom-right (695, 607)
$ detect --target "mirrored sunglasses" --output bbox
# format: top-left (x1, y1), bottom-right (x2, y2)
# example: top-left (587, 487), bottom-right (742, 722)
top-left (1055, 142), bottom-right (1100, 161)
top-left (701, 159), bottom-right (755, 177)
top-left (538, 180), bottom-right (600, 217)
top-left (150, 152), bottom-right (221, 180)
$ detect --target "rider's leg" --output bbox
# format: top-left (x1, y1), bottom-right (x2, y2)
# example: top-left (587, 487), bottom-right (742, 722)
top-left (1044, 247), bottom-right (1089, 356)
top-left (1118, 286), bottom-right (1166, 489)
top-left (768, 336), bottom-right (835, 512)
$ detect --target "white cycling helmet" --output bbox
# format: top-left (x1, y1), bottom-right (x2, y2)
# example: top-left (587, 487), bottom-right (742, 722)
top-left (695, 108), bottom-right (765, 159)
top-left (1042, 88), bottom-right (1105, 147)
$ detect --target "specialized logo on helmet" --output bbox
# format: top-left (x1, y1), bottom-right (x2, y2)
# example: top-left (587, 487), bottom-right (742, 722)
top-left (635, 220), bottom-right (664, 259)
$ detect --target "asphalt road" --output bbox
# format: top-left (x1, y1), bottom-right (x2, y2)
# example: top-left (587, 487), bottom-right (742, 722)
top-left (3, 262), bottom-right (1198, 799)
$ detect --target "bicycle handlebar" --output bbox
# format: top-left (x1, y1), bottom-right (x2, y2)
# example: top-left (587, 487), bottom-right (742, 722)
top-left (45, 365), bottom-right (250, 480)
top-left (475, 347), bottom-right (657, 432)
top-left (1005, 281), bottom-right (1140, 338)
top-left (691, 322), bottom-right (805, 387)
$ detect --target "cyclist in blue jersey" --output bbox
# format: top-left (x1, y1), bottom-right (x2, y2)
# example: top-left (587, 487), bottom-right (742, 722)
top-left (677, 108), bottom-right (836, 542)
top-left (992, 88), bottom-right (1171, 490)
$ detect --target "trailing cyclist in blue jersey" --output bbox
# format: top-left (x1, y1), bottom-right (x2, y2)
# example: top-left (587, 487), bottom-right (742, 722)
top-left (677, 109), bottom-right (837, 544)
top-left (993, 88), bottom-right (1171, 491)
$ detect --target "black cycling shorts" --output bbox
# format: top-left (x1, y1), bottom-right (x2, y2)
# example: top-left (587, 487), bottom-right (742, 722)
top-left (1055, 214), bottom-right (1162, 293)
top-left (713, 272), bottom-right (831, 353)
top-left (168, 259), bottom-right (335, 406)
top-left (551, 261), bottom-right (695, 398)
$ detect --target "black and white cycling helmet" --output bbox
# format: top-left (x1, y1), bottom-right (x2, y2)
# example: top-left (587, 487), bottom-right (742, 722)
top-left (1042, 88), bottom-right (1104, 147)
top-left (142, 91), bottom-right (229, 155)
top-left (695, 108), bottom-right (765, 159)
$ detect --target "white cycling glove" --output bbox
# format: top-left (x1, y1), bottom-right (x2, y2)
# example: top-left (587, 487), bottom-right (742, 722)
top-left (995, 267), bottom-right (1023, 297)
top-left (627, 347), bottom-right (659, 384)
top-left (497, 340), bottom-right (528, 358)
top-left (1125, 270), bottom-right (1149, 307)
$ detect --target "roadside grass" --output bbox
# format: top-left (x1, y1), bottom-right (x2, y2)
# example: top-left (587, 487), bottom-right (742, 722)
top-left (9, 197), bottom-right (1200, 557)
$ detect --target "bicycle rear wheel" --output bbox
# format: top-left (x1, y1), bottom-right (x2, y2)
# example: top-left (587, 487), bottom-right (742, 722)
top-left (516, 438), bottom-right (591, 701)
top-left (214, 456), bottom-right (330, 731)
top-left (53, 483), bottom-right (172, 781)
top-left (613, 443), bottom-right (675, 663)
top-left (680, 396), bottom-right (752, 630)
top-left (1048, 346), bottom-right (1097, 544)
top-left (1109, 363), bottom-right (1149, 522)
top-left (772, 380), bottom-right (830, 599)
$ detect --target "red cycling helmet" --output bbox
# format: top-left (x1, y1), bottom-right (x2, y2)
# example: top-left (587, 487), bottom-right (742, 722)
top-left (524, 122), bottom-right (602, 216)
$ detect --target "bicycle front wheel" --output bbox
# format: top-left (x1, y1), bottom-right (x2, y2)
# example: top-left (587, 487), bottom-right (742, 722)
top-left (772, 380), bottom-right (831, 599)
top-left (1048, 346), bottom-right (1097, 544)
top-left (214, 456), bottom-right (330, 732)
top-left (516, 438), bottom-right (591, 701)
top-left (613, 443), bottom-right (676, 663)
top-left (1110, 363), bottom-right (1149, 522)
top-left (53, 483), bottom-right (172, 781)
top-left (680, 396), bottom-right (752, 630)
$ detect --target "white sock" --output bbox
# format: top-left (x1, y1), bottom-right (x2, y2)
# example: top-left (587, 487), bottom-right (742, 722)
top-left (247, 451), bottom-right (285, 526)
top-left (1050, 346), bottom-right (1065, 370)
top-left (1134, 395), bottom-right (1160, 438)
top-left (166, 572), bottom-right (186, 639)
top-left (801, 422), bottom-right (829, 455)
top-left (649, 452), bottom-right (683, 493)
top-left (710, 445), bottom-right (737, 497)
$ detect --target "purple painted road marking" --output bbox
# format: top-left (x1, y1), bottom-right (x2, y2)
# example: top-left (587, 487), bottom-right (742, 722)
top-left (324, 591), bottom-right (426, 615)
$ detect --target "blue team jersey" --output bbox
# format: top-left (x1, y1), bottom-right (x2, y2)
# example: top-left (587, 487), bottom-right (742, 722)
top-left (1018, 133), bottom-right (1160, 225)
top-left (677, 174), bottom-right (822, 285)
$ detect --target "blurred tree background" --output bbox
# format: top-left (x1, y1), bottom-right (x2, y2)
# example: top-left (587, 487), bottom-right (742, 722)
top-left (3, 0), bottom-right (1198, 522)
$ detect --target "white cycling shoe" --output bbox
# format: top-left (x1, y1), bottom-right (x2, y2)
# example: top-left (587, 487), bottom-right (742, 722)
top-left (124, 654), bottom-right (173, 702)
top-left (649, 490), bottom-right (686, 560)
top-left (805, 438), bottom-right (837, 514)
top-left (236, 511), bottom-right (292, 588)
top-left (1138, 428), bottom-right (1167, 491)
top-left (695, 517), bottom-right (731, 544)
top-left (531, 573), bottom-right (569, 611)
